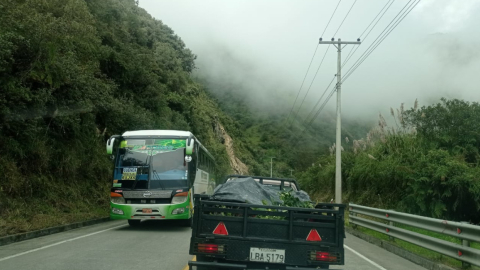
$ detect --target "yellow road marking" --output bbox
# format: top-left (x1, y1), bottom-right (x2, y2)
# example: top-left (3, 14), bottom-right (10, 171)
top-left (182, 256), bottom-right (196, 270)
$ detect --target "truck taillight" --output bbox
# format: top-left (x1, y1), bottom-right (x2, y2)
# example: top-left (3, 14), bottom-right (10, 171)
top-left (310, 251), bottom-right (338, 262)
top-left (197, 243), bottom-right (224, 254)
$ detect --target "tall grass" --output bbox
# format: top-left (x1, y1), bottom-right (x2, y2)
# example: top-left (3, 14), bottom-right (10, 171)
top-left (300, 99), bottom-right (480, 224)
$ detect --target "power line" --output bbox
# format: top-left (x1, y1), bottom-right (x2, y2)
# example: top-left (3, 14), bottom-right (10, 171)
top-left (291, 45), bottom-right (331, 125)
top-left (342, 0), bottom-right (396, 68)
top-left (285, 0), bottom-right (342, 125)
top-left (342, 0), bottom-right (394, 67)
top-left (304, 0), bottom-right (420, 128)
top-left (284, 44), bottom-right (319, 124)
top-left (359, 0), bottom-right (394, 39)
top-left (343, 0), bottom-right (420, 83)
top-left (300, 0), bottom-right (397, 130)
top-left (302, 74), bottom-right (336, 126)
top-left (290, 0), bottom-right (356, 126)
top-left (322, 0), bottom-right (343, 37)
top-left (298, 0), bottom-right (420, 145)
top-left (301, 85), bottom-right (336, 133)
top-left (343, 0), bottom-right (414, 74)
top-left (333, 0), bottom-right (357, 37)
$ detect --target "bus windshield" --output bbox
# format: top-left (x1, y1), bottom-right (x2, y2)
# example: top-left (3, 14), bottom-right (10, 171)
top-left (115, 139), bottom-right (188, 190)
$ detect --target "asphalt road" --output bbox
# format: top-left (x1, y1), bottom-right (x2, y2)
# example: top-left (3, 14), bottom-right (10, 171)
top-left (0, 220), bottom-right (426, 270)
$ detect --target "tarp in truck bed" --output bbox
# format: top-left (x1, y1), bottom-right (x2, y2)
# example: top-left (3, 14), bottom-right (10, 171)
top-left (211, 177), bottom-right (311, 205)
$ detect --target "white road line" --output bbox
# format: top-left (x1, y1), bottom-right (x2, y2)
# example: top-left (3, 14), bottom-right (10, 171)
top-left (0, 224), bottom-right (127, 262)
top-left (345, 244), bottom-right (387, 270)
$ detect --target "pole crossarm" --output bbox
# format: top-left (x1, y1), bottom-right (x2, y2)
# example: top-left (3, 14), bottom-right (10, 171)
top-left (318, 41), bottom-right (361, 45)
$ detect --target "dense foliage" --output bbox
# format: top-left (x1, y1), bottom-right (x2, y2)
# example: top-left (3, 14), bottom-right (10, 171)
top-left (299, 99), bottom-right (480, 223)
top-left (0, 0), bottom-right (233, 235)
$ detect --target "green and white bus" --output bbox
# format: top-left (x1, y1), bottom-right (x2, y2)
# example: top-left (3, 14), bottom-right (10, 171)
top-left (106, 130), bottom-right (216, 226)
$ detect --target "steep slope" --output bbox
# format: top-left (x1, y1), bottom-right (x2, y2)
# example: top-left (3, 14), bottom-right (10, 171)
top-left (0, 0), bottom-right (246, 236)
top-left (213, 119), bottom-right (249, 175)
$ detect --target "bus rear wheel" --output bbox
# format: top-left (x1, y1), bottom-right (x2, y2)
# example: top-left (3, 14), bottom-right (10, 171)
top-left (128, 219), bottom-right (141, 226)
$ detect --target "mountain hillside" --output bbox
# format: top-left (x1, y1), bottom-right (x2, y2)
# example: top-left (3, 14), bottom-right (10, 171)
top-left (0, 0), bottom-right (370, 236)
top-left (0, 0), bottom-right (247, 236)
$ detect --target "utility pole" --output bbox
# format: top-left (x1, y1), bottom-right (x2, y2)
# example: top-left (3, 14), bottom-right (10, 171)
top-left (269, 157), bottom-right (276, 178)
top-left (318, 38), bottom-right (361, 204)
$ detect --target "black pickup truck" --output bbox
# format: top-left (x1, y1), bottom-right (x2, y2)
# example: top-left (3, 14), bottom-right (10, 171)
top-left (188, 175), bottom-right (345, 270)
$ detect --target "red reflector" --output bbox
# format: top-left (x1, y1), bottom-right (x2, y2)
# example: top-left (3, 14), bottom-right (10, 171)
top-left (198, 244), bottom-right (218, 253)
top-left (306, 229), bottom-right (322, 241)
top-left (316, 252), bottom-right (337, 262)
top-left (213, 222), bottom-right (228, 235)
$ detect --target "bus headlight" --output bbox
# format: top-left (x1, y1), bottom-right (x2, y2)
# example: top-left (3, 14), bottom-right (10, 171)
top-left (171, 192), bottom-right (188, 204)
top-left (111, 197), bottom-right (125, 204)
top-left (172, 208), bottom-right (185, 215)
top-left (110, 192), bottom-right (125, 204)
top-left (112, 208), bottom-right (124, 215)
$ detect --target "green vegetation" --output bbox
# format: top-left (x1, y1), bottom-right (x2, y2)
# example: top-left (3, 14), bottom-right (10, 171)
top-left (0, 0), bottom-right (235, 236)
top-left (300, 98), bottom-right (480, 224)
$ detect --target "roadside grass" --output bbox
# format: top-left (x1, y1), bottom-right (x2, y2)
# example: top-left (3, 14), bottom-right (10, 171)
top-left (345, 210), bottom-right (480, 270)
top-left (0, 198), bottom-right (109, 237)
top-left (0, 181), bottom-right (110, 238)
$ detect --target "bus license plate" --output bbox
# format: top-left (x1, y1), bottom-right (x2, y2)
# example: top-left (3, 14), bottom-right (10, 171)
top-left (250, 248), bottom-right (285, 263)
top-left (142, 208), bottom-right (152, 213)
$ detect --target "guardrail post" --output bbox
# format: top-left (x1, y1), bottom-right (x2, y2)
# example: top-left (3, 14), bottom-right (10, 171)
top-left (350, 206), bottom-right (357, 229)
top-left (387, 210), bottom-right (394, 241)
top-left (460, 221), bottom-right (471, 269)
top-left (388, 220), bottom-right (394, 241)
top-left (352, 212), bottom-right (357, 229)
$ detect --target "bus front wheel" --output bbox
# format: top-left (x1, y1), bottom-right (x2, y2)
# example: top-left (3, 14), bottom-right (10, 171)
top-left (183, 218), bottom-right (192, 227)
top-left (128, 219), bottom-right (141, 226)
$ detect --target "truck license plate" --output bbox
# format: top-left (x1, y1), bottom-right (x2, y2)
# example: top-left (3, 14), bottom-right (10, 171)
top-left (249, 248), bottom-right (285, 263)
top-left (142, 208), bottom-right (152, 213)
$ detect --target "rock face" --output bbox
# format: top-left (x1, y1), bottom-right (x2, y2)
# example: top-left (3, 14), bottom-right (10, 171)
top-left (213, 116), bottom-right (249, 175)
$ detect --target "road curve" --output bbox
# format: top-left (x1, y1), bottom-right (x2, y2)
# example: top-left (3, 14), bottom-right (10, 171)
top-left (0, 220), bottom-right (426, 270)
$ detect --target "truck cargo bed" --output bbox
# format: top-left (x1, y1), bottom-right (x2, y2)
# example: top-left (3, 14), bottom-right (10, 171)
top-left (189, 195), bottom-right (345, 269)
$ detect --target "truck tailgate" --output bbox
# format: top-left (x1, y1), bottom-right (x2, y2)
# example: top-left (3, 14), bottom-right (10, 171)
top-left (189, 197), bottom-right (345, 268)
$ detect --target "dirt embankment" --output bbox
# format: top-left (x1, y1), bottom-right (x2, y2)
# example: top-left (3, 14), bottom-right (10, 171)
top-left (213, 119), bottom-right (249, 175)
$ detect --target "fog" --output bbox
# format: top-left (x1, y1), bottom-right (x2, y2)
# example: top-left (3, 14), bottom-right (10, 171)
top-left (139, 0), bottom-right (480, 123)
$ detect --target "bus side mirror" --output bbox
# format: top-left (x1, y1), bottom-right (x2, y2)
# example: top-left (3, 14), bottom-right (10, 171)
top-left (186, 137), bottom-right (194, 155)
top-left (106, 137), bottom-right (116, 154)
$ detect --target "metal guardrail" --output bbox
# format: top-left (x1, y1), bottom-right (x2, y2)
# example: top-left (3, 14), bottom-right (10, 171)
top-left (349, 203), bottom-right (480, 268)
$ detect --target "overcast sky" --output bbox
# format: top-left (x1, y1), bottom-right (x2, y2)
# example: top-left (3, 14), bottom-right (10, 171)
top-left (139, 0), bottom-right (480, 122)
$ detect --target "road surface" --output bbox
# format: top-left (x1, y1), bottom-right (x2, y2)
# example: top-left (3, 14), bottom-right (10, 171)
top-left (0, 220), bottom-right (426, 270)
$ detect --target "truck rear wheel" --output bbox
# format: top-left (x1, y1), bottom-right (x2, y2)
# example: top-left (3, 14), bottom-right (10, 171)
top-left (128, 219), bottom-right (141, 226)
